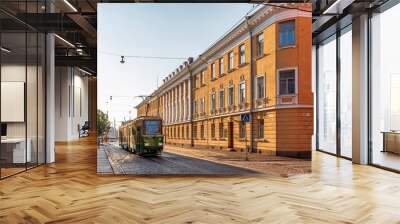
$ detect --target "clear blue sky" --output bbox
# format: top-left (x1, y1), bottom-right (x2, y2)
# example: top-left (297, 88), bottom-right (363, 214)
top-left (98, 3), bottom-right (257, 124)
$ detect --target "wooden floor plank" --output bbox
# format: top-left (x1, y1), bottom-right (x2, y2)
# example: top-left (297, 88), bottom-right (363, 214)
top-left (0, 136), bottom-right (400, 223)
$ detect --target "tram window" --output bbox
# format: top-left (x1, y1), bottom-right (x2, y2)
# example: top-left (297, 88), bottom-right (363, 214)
top-left (144, 120), bottom-right (162, 135)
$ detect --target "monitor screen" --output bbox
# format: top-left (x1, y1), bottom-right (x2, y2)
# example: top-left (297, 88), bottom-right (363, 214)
top-left (1, 123), bottom-right (7, 137)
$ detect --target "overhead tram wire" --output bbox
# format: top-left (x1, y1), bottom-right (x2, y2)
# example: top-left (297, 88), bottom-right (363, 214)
top-left (99, 51), bottom-right (189, 63)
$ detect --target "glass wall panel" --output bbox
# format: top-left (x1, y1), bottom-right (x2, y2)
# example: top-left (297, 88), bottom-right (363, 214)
top-left (38, 32), bottom-right (45, 165)
top-left (339, 27), bottom-right (352, 158)
top-left (27, 31), bottom-right (38, 169)
top-left (317, 35), bottom-right (337, 154)
top-left (371, 4), bottom-right (400, 171)
top-left (0, 1), bottom-right (46, 178)
top-left (1, 31), bottom-right (28, 177)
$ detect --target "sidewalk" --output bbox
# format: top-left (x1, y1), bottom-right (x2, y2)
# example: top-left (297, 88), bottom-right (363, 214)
top-left (164, 145), bottom-right (311, 177)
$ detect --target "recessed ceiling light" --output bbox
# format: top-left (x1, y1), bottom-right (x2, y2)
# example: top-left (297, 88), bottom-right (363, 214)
top-left (63, 0), bottom-right (78, 12)
top-left (54, 34), bottom-right (75, 48)
top-left (1, 47), bottom-right (11, 53)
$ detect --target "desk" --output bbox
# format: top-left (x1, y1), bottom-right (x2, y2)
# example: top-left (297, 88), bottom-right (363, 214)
top-left (382, 131), bottom-right (400, 154)
top-left (1, 138), bottom-right (31, 164)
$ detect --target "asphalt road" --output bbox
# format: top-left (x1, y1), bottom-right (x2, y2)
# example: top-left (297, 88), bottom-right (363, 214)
top-left (102, 144), bottom-right (259, 175)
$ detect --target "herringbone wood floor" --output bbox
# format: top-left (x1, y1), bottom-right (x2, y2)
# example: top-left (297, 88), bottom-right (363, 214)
top-left (1, 137), bottom-right (400, 224)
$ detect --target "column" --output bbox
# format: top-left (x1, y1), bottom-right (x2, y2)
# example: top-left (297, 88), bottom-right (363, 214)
top-left (180, 82), bottom-right (183, 121)
top-left (352, 14), bottom-right (369, 164)
top-left (183, 81), bottom-right (186, 121)
top-left (188, 77), bottom-right (192, 120)
top-left (177, 84), bottom-right (181, 122)
top-left (46, 26), bottom-right (56, 163)
top-left (175, 86), bottom-right (178, 122)
top-left (169, 90), bottom-right (172, 123)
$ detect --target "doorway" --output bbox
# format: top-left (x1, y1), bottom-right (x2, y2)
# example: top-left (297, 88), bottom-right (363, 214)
top-left (228, 122), bottom-right (234, 149)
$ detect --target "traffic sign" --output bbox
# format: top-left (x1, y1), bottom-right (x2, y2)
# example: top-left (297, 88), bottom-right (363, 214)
top-left (240, 113), bottom-right (251, 122)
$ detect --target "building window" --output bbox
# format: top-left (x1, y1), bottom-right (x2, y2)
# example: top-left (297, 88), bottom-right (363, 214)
top-left (200, 124), bottom-right (204, 139)
top-left (186, 126), bottom-right (189, 139)
top-left (193, 100), bottom-right (197, 115)
top-left (258, 119), bottom-right (264, 139)
top-left (181, 126), bottom-right (184, 138)
top-left (193, 75), bottom-right (197, 88)
top-left (211, 63), bottom-right (216, 80)
top-left (239, 122), bottom-right (246, 139)
top-left (219, 89), bottom-right (225, 109)
top-left (279, 70), bottom-right (296, 95)
top-left (200, 70), bottom-right (205, 85)
top-left (211, 93), bottom-right (216, 112)
top-left (211, 123), bottom-right (216, 139)
top-left (200, 97), bottom-right (205, 114)
top-left (279, 20), bottom-right (295, 47)
top-left (228, 86), bottom-right (234, 106)
top-left (239, 44), bottom-right (245, 65)
top-left (193, 125), bottom-right (197, 139)
top-left (219, 58), bottom-right (224, 75)
top-left (238, 82), bottom-right (246, 104)
top-left (257, 33), bottom-right (264, 56)
top-left (228, 51), bottom-right (234, 70)
top-left (219, 123), bottom-right (224, 138)
top-left (256, 76), bottom-right (265, 99)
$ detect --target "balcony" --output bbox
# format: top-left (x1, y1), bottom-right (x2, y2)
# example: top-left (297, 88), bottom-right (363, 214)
top-left (238, 102), bottom-right (248, 111)
top-left (255, 97), bottom-right (270, 108)
top-left (228, 105), bottom-right (236, 112)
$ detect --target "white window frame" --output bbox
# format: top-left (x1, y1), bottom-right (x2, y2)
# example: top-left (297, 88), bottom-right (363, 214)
top-left (257, 33), bottom-right (264, 56)
top-left (239, 121), bottom-right (246, 139)
top-left (211, 63), bottom-right (216, 80)
top-left (219, 58), bottom-right (224, 75)
top-left (258, 119), bottom-right (264, 139)
top-left (193, 99), bottom-right (197, 115)
top-left (219, 122), bottom-right (224, 138)
top-left (238, 81), bottom-right (246, 104)
top-left (279, 20), bottom-right (296, 48)
top-left (200, 70), bottom-right (205, 85)
top-left (255, 75), bottom-right (265, 99)
top-left (219, 89), bottom-right (225, 109)
top-left (200, 97), bottom-right (205, 114)
top-left (239, 44), bottom-right (246, 65)
top-left (210, 92), bottom-right (216, 112)
top-left (276, 68), bottom-right (298, 96)
top-left (228, 85), bottom-right (234, 106)
top-left (228, 51), bottom-right (234, 70)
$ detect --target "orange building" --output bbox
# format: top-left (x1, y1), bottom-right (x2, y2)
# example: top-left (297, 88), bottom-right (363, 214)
top-left (136, 4), bottom-right (313, 158)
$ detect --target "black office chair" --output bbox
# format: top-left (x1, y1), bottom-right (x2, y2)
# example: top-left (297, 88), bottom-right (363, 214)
top-left (79, 121), bottom-right (90, 138)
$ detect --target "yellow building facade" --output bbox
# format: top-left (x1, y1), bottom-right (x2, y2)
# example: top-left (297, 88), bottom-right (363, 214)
top-left (136, 4), bottom-right (313, 158)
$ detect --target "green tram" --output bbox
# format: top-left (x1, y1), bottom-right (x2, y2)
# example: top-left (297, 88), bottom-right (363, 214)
top-left (119, 116), bottom-right (163, 156)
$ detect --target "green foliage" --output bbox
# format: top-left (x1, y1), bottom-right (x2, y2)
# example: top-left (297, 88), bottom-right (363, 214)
top-left (97, 109), bottom-right (111, 137)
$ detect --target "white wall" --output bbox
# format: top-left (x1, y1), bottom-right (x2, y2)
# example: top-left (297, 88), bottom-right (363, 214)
top-left (55, 67), bottom-right (89, 141)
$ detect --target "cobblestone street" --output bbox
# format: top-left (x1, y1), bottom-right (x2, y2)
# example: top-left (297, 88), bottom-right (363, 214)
top-left (98, 144), bottom-right (260, 175)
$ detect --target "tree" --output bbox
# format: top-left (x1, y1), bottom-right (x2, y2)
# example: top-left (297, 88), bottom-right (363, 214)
top-left (97, 109), bottom-right (111, 137)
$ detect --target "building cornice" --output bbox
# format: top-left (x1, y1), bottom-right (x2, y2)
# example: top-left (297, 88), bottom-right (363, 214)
top-left (136, 4), bottom-right (311, 109)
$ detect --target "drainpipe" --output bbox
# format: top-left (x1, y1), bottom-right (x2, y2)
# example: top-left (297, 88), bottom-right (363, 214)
top-left (245, 16), bottom-right (255, 153)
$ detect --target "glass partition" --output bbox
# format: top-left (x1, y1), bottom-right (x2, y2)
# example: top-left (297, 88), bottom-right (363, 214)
top-left (317, 35), bottom-right (337, 154)
top-left (339, 26), bottom-right (352, 158)
top-left (0, 1), bottom-right (46, 179)
top-left (371, 4), bottom-right (400, 171)
top-left (1, 31), bottom-right (28, 177)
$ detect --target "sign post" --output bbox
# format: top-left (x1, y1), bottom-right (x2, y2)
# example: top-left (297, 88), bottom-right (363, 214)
top-left (240, 113), bottom-right (251, 161)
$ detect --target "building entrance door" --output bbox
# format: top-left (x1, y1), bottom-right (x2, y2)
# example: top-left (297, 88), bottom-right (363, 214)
top-left (228, 122), bottom-right (234, 149)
